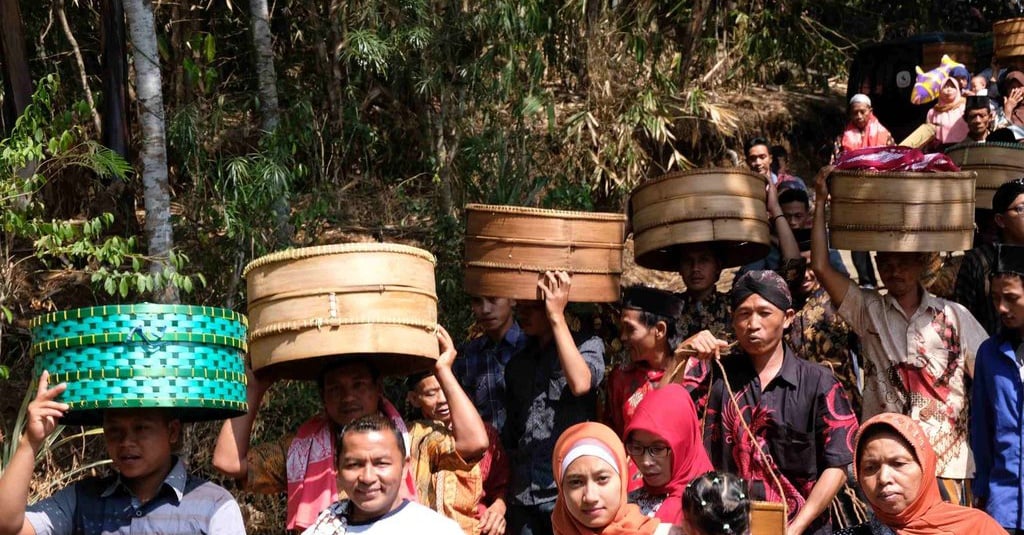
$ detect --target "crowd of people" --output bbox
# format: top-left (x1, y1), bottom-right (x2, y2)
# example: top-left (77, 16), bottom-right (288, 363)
top-left (0, 63), bottom-right (1022, 535)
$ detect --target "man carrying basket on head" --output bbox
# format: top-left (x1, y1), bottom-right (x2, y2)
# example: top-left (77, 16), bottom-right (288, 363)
top-left (0, 373), bottom-right (246, 535)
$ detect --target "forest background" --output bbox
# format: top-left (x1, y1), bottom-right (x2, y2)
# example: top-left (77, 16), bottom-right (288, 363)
top-left (0, 0), bottom-right (1020, 531)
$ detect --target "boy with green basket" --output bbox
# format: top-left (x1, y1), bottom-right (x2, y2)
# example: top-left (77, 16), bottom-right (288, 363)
top-left (0, 371), bottom-right (245, 535)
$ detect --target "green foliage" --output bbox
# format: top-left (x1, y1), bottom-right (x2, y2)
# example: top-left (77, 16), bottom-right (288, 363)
top-left (0, 75), bottom-right (203, 301)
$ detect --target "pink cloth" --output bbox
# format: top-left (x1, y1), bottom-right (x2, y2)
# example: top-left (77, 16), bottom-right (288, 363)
top-left (285, 398), bottom-right (415, 530)
top-left (833, 146), bottom-right (961, 173)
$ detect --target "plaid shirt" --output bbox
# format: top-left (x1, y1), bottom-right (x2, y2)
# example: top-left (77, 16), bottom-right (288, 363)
top-left (454, 322), bottom-right (527, 434)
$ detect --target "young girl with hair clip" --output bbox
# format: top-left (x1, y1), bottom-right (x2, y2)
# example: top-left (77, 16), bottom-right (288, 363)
top-left (681, 471), bottom-right (751, 535)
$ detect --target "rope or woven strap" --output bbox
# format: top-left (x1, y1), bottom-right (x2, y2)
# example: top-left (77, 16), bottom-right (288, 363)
top-left (947, 141), bottom-right (1024, 152)
top-left (467, 234), bottom-right (624, 249)
top-left (32, 331), bottom-right (247, 356)
top-left (258, 285), bottom-right (438, 303)
top-left (243, 243), bottom-right (436, 277)
top-left (640, 167), bottom-right (766, 186)
top-left (632, 213), bottom-right (767, 232)
top-left (48, 367), bottom-right (246, 384)
top-left (465, 203), bottom-right (627, 221)
top-left (830, 224), bottom-right (974, 232)
top-left (830, 170), bottom-right (976, 179)
top-left (249, 316), bottom-right (438, 339)
top-left (30, 304), bottom-right (246, 329)
top-left (463, 260), bottom-right (623, 274)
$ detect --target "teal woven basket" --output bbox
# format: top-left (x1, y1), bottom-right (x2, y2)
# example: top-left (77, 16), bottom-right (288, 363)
top-left (31, 304), bottom-right (249, 425)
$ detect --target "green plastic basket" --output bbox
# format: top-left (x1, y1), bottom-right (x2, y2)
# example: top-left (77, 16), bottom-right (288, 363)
top-left (31, 303), bottom-right (249, 425)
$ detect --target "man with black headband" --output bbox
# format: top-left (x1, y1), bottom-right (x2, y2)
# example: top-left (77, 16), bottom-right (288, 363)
top-left (955, 178), bottom-right (1024, 334)
top-left (604, 285), bottom-right (685, 436)
top-left (685, 270), bottom-right (858, 535)
top-left (812, 166), bottom-right (987, 507)
top-left (964, 95), bottom-right (993, 142)
top-left (970, 244), bottom-right (1024, 532)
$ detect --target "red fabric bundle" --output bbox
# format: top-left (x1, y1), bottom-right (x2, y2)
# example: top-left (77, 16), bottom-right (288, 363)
top-left (833, 146), bottom-right (961, 173)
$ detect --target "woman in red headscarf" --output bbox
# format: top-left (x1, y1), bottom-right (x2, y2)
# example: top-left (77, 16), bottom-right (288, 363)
top-left (835, 413), bottom-right (1001, 535)
top-left (623, 384), bottom-right (714, 525)
top-left (551, 422), bottom-right (677, 535)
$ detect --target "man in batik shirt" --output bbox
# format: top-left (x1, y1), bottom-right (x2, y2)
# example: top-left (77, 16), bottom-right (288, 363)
top-left (692, 271), bottom-right (858, 535)
top-left (787, 229), bottom-right (863, 416)
top-left (812, 166), bottom-right (988, 505)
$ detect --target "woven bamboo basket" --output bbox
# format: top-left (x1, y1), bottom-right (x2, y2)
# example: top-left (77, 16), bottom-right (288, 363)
top-left (922, 41), bottom-right (975, 70)
top-left (750, 501), bottom-right (787, 535)
top-left (629, 168), bottom-right (771, 271)
top-left (946, 142), bottom-right (1024, 209)
top-left (245, 243), bottom-right (439, 380)
top-left (463, 204), bottom-right (626, 302)
top-left (30, 304), bottom-right (248, 426)
top-left (828, 170), bottom-right (977, 252)
top-left (995, 18), bottom-right (1024, 58)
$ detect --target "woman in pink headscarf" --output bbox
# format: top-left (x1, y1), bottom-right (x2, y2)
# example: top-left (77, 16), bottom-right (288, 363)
top-left (623, 383), bottom-right (714, 525)
top-left (927, 77), bottom-right (968, 146)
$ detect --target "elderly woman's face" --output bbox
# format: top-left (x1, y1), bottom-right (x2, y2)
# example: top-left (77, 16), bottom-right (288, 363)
top-left (850, 102), bottom-right (871, 129)
top-left (563, 456), bottom-right (622, 529)
top-left (858, 430), bottom-right (923, 516)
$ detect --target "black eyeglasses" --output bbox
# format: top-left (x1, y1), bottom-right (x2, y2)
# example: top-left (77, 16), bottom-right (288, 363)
top-left (1007, 205), bottom-right (1024, 216)
top-left (625, 442), bottom-right (671, 459)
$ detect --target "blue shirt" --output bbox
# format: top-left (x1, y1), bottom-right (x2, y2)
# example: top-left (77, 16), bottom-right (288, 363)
top-left (26, 457), bottom-right (245, 535)
top-left (737, 244), bottom-right (849, 278)
top-left (502, 334), bottom-right (605, 506)
top-left (970, 334), bottom-right (1024, 529)
top-left (454, 322), bottom-right (527, 434)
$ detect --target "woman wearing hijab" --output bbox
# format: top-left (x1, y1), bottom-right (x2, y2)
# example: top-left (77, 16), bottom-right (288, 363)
top-left (551, 422), bottom-right (678, 535)
top-left (926, 77), bottom-right (968, 146)
top-left (623, 384), bottom-right (713, 524)
top-left (833, 94), bottom-right (894, 160)
top-left (836, 413), bottom-right (1002, 535)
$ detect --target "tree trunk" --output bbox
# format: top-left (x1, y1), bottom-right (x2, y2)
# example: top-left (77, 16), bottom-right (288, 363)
top-left (57, 0), bottom-right (102, 133)
top-left (250, 0), bottom-right (280, 133)
top-left (102, 0), bottom-right (131, 159)
top-left (124, 0), bottom-right (178, 304)
top-left (249, 0), bottom-right (291, 246)
top-left (0, 0), bottom-right (33, 132)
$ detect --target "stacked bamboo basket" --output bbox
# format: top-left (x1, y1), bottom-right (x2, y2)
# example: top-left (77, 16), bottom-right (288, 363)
top-left (995, 18), bottom-right (1024, 66)
top-left (629, 168), bottom-right (772, 271)
top-left (245, 243), bottom-right (439, 379)
top-left (945, 142), bottom-right (1024, 210)
top-left (463, 204), bottom-right (627, 302)
top-left (827, 170), bottom-right (977, 252)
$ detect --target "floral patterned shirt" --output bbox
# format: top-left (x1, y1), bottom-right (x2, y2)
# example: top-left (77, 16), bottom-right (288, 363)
top-left (837, 285), bottom-right (988, 479)
top-left (627, 487), bottom-right (666, 518)
top-left (787, 285), bottom-right (863, 416)
top-left (674, 290), bottom-right (733, 414)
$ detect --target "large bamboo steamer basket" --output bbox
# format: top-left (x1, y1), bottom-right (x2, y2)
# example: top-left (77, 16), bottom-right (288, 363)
top-left (629, 168), bottom-right (771, 271)
top-left (463, 204), bottom-right (626, 302)
top-left (922, 41), bottom-right (975, 70)
top-left (828, 170), bottom-right (976, 252)
top-left (945, 142), bottom-right (1024, 209)
top-left (995, 18), bottom-right (1024, 58)
top-left (245, 243), bottom-right (439, 380)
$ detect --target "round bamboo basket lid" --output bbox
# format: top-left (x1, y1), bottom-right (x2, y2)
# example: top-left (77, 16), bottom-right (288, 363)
top-left (463, 204), bottom-right (626, 302)
top-left (828, 170), bottom-right (976, 252)
top-left (945, 142), bottom-right (1024, 209)
top-left (244, 243), bottom-right (439, 380)
top-left (995, 18), bottom-right (1024, 58)
top-left (629, 168), bottom-right (771, 271)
